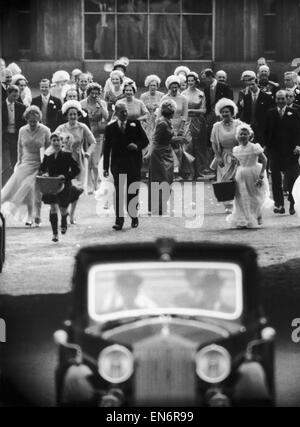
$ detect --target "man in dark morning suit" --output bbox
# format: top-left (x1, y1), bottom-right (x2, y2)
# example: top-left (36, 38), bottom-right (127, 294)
top-left (31, 78), bottom-right (62, 132)
top-left (265, 90), bottom-right (300, 215)
top-left (201, 68), bottom-right (234, 115)
top-left (103, 103), bottom-right (149, 230)
top-left (240, 77), bottom-right (275, 146)
top-left (2, 85), bottom-right (26, 186)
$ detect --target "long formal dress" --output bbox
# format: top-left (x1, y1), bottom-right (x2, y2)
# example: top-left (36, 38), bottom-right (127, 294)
top-left (211, 120), bottom-right (242, 182)
top-left (149, 117), bottom-right (174, 214)
top-left (1, 124), bottom-right (51, 221)
top-left (158, 93), bottom-right (191, 177)
top-left (292, 169), bottom-right (300, 217)
top-left (140, 91), bottom-right (165, 141)
top-left (54, 122), bottom-right (96, 191)
top-left (227, 143), bottom-right (273, 228)
top-left (182, 88), bottom-right (208, 177)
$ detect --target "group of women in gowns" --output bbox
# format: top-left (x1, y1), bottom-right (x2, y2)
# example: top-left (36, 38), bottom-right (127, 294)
top-left (4, 63), bottom-right (300, 233)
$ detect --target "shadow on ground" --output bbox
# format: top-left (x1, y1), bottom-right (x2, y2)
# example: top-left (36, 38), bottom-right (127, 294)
top-left (1, 259), bottom-right (300, 406)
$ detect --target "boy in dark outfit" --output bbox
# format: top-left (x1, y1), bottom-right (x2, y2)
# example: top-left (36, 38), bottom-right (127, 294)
top-left (39, 133), bottom-right (80, 242)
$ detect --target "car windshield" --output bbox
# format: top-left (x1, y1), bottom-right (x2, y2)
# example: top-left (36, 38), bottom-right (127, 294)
top-left (88, 262), bottom-right (243, 322)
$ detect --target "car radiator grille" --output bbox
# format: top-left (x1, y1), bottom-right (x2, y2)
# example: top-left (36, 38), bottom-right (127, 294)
top-left (133, 337), bottom-right (197, 405)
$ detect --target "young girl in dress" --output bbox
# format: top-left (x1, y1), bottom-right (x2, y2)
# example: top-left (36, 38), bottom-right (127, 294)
top-left (39, 133), bottom-right (80, 242)
top-left (227, 123), bottom-right (273, 229)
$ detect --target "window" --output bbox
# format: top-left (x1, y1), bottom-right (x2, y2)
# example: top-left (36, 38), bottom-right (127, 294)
top-left (17, 0), bottom-right (32, 59)
top-left (263, 0), bottom-right (277, 60)
top-left (84, 0), bottom-right (213, 60)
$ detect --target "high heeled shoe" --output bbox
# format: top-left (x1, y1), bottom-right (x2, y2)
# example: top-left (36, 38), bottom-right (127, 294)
top-left (25, 221), bottom-right (33, 228)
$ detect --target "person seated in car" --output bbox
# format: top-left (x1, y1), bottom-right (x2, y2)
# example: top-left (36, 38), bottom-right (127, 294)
top-left (174, 269), bottom-right (234, 313)
top-left (102, 271), bottom-right (157, 312)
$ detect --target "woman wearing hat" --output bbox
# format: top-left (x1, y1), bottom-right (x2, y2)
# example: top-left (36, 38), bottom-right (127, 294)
top-left (211, 98), bottom-right (242, 213)
top-left (227, 123), bottom-right (272, 229)
top-left (55, 100), bottom-right (96, 193)
top-left (12, 74), bottom-right (32, 107)
top-left (149, 99), bottom-right (178, 215)
top-left (81, 83), bottom-right (109, 192)
top-left (159, 76), bottom-right (190, 179)
top-left (50, 70), bottom-right (72, 102)
top-left (104, 70), bottom-right (126, 120)
top-left (115, 80), bottom-right (148, 122)
top-left (140, 75), bottom-right (164, 140)
top-left (1, 105), bottom-right (51, 226)
top-left (182, 72), bottom-right (209, 179)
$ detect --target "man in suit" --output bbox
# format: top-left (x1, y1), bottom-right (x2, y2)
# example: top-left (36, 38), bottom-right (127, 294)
top-left (284, 71), bottom-right (300, 105)
top-left (31, 79), bottom-right (62, 132)
top-left (201, 68), bottom-right (234, 115)
top-left (1, 68), bottom-right (12, 101)
top-left (103, 103), bottom-right (149, 230)
top-left (2, 85), bottom-right (26, 186)
top-left (241, 77), bottom-right (275, 146)
top-left (265, 90), bottom-right (300, 215)
top-left (76, 73), bottom-right (89, 101)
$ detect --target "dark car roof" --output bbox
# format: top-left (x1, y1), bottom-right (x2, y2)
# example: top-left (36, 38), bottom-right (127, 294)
top-left (71, 240), bottom-right (261, 325)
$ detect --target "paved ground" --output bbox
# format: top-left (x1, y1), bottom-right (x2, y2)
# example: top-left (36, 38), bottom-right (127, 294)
top-left (0, 181), bottom-right (299, 295)
top-left (1, 182), bottom-right (300, 406)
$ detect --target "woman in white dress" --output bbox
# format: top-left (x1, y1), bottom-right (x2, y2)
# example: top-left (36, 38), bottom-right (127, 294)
top-left (140, 74), bottom-right (164, 141)
top-left (1, 106), bottom-right (51, 226)
top-left (227, 123), bottom-right (273, 229)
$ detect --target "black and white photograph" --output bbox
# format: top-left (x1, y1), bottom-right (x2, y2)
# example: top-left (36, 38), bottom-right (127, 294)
top-left (0, 0), bottom-right (300, 409)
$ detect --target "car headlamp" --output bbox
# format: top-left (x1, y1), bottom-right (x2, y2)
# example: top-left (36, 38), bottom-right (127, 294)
top-left (98, 345), bottom-right (134, 384)
top-left (195, 345), bottom-right (231, 384)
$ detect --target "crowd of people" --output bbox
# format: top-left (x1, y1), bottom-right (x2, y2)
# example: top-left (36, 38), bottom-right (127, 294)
top-left (1, 56), bottom-right (300, 239)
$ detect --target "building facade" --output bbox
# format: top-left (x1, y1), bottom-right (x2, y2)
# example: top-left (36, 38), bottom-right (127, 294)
top-left (0, 0), bottom-right (298, 85)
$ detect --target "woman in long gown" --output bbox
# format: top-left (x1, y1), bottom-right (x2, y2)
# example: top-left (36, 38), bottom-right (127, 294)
top-left (81, 82), bottom-right (109, 192)
top-left (182, 71), bottom-right (209, 179)
top-left (149, 99), bottom-right (177, 215)
top-left (159, 76), bottom-right (191, 179)
top-left (1, 106), bottom-right (51, 225)
top-left (55, 101), bottom-right (96, 223)
top-left (140, 74), bottom-right (164, 142)
top-left (227, 123), bottom-right (273, 228)
top-left (211, 98), bottom-right (242, 213)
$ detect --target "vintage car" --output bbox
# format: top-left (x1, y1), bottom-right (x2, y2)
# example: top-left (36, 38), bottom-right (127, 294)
top-left (54, 239), bottom-right (276, 407)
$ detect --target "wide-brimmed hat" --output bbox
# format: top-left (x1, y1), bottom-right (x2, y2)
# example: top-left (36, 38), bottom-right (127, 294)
top-left (215, 98), bottom-right (238, 117)
top-left (165, 75), bottom-right (181, 90)
top-left (62, 100), bottom-right (87, 117)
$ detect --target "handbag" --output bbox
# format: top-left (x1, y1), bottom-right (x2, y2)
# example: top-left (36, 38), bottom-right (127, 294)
top-left (36, 176), bottom-right (65, 195)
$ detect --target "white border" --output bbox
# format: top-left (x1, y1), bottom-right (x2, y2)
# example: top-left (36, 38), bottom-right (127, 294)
top-left (87, 261), bottom-right (243, 323)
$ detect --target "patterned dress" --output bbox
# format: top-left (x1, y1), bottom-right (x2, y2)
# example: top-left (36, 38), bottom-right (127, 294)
top-left (182, 88), bottom-right (208, 177)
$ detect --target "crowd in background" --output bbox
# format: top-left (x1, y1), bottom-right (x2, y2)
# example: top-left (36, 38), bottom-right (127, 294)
top-left (1, 55), bottom-right (300, 237)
